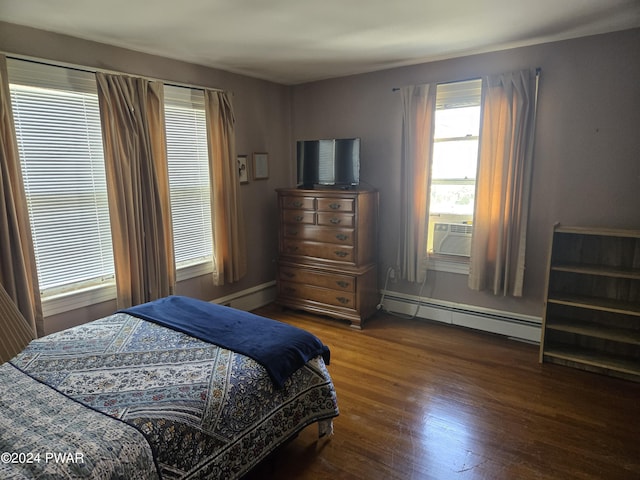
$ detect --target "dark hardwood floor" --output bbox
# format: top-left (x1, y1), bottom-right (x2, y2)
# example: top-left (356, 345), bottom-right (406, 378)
top-left (245, 305), bottom-right (640, 480)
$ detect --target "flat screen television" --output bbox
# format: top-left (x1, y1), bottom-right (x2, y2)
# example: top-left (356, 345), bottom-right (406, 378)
top-left (296, 138), bottom-right (360, 189)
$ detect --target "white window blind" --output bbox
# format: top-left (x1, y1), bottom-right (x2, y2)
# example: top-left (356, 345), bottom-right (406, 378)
top-left (164, 85), bottom-right (213, 272)
top-left (8, 59), bottom-right (115, 297)
top-left (435, 78), bottom-right (482, 109)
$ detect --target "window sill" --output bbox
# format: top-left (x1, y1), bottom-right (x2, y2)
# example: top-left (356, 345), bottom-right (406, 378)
top-left (41, 261), bottom-right (214, 317)
top-left (176, 259), bottom-right (214, 282)
top-left (42, 282), bottom-right (117, 317)
top-left (426, 254), bottom-right (470, 275)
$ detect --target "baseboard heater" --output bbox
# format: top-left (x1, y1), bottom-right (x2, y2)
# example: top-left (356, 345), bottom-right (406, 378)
top-left (208, 282), bottom-right (542, 343)
top-left (380, 290), bottom-right (541, 343)
top-left (211, 281), bottom-right (277, 312)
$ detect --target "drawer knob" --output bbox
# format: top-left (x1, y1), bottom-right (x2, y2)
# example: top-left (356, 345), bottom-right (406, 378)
top-left (287, 246), bottom-right (299, 252)
top-left (336, 281), bottom-right (350, 288)
top-left (294, 215), bottom-right (304, 222)
top-left (336, 297), bottom-right (350, 305)
top-left (292, 201), bottom-right (303, 208)
top-left (334, 251), bottom-right (348, 258)
top-left (330, 217), bottom-right (341, 224)
top-left (329, 203), bottom-right (342, 210)
top-left (283, 272), bottom-right (296, 278)
top-left (287, 229), bottom-right (298, 236)
top-left (284, 287), bottom-right (297, 295)
top-left (335, 233), bottom-right (348, 241)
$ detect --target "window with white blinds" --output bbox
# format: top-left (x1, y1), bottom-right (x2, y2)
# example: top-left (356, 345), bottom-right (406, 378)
top-left (8, 59), bottom-right (115, 297)
top-left (164, 85), bottom-right (214, 274)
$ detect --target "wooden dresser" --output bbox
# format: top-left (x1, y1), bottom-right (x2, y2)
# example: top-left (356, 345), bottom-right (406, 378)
top-left (275, 187), bottom-right (378, 329)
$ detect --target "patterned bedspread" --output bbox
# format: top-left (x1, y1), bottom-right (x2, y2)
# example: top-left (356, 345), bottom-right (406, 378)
top-left (0, 362), bottom-right (159, 479)
top-left (3, 312), bottom-right (339, 479)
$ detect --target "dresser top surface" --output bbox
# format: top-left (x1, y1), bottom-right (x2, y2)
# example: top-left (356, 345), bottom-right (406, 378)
top-left (277, 187), bottom-right (377, 196)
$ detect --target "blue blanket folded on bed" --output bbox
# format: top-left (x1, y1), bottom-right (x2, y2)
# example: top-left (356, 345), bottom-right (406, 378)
top-left (120, 296), bottom-right (330, 388)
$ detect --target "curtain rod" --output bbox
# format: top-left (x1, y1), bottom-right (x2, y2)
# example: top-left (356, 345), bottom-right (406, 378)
top-left (391, 67), bottom-right (542, 92)
top-left (3, 52), bottom-right (226, 93)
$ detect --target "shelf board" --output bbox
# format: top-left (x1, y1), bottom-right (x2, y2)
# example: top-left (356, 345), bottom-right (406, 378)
top-left (552, 263), bottom-right (640, 280)
top-left (547, 294), bottom-right (640, 317)
top-left (546, 319), bottom-right (640, 345)
top-left (543, 347), bottom-right (640, 376)
top-left (554, 225), bottom-right (640, 238)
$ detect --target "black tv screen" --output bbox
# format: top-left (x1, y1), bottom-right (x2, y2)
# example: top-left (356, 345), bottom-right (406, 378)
top-left (296, 138), bottom-right (360, 188)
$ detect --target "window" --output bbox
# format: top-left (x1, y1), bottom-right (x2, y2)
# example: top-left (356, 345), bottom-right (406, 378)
top-left (8, 59), bottom-right (115, 299)
top-left (164, 85), bottom-right (213, 279)
top-left (428, 79), bottom-right (482, 258)
top-left (6, 60), bottom-right (220, 312)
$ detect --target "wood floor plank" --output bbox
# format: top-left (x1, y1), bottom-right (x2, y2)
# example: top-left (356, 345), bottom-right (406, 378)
top-left (244, 306), bottom-right (640, 480)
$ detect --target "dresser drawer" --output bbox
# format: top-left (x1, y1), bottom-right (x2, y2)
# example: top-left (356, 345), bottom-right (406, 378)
top-left (281, 195), bottom-right (315, 210)
top-left (281, 240), bottom-right (354, 263)
top-left (317, 212), bottom-right (355, 228)
top-left (279, 281), bottom-right (356, 309)
top-left (282, 210), bottom-right (315, 225)
top-left (279, 265), bottom-right (355, 292)
top-left (282, 225), bottom-right (355, 245)
top-left (317, 197), bottom-right (355, 213)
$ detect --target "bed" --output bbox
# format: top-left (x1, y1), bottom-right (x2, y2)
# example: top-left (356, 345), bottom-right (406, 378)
top-left (0, 295), bottom-right (339, 479)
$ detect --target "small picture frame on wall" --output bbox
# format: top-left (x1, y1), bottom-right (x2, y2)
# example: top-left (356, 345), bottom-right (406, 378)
top-left (253, 153), bottom-right (269, 180)
top-left (237, 155), bottom-right (249, 184)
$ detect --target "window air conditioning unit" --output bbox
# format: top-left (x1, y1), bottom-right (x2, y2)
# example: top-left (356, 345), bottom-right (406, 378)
top-left (433, 223), bottom-right (473, 256)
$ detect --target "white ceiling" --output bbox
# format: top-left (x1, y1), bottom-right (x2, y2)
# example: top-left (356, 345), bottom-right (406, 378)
top-left (1, 0), bottom-right (639, 85)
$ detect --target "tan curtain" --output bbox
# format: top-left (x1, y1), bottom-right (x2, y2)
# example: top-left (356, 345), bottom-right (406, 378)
top-left (397, 84), bottom-right (436, 283)
top-left (0, 54), bottom-right (43, 338)
top-left (96, 73), bottom-right (175, 308)
top-left (469, 69), bottom-right (538, 296)
top-left (0, 282), bottom-right (35, 363)
top-left (204, 90), bottom-right (247, 285)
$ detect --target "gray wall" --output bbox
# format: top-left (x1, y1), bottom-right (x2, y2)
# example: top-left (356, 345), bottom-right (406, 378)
top-left (2, 22), bottom-right (639, 330)
top-left (0, 22), bottom-right (292, 333)
top-left (290, 28), bottom-right (640, 319)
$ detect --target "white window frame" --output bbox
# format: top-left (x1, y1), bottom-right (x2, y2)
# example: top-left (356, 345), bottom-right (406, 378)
top-left (427, 78), bottom-right (482, 274)
top-left (8, 59), bottom-right (117, 314)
